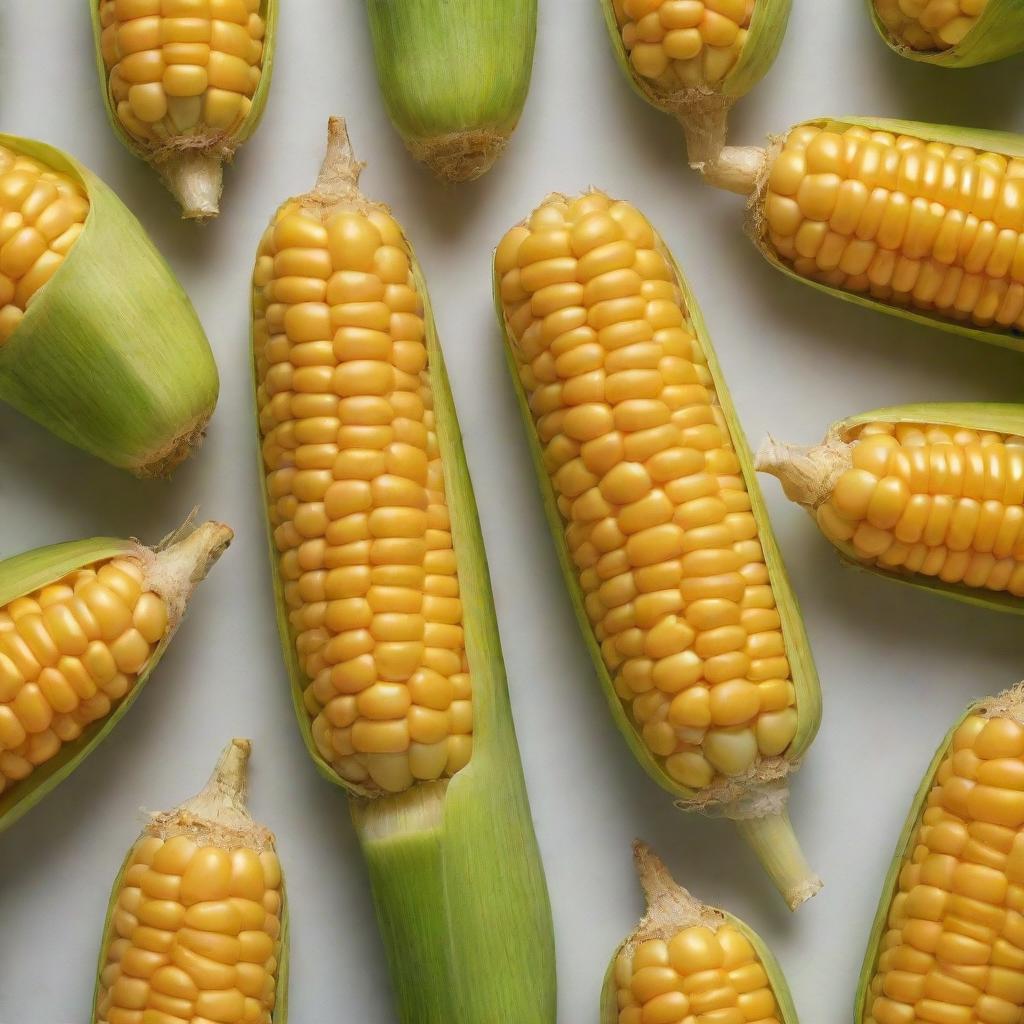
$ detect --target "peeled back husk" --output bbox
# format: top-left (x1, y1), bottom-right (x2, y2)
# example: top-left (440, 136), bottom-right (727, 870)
top-left (91, 739), bottom-right (289, 1022)
top-left (856, 684), bottom-right (1024, 1024)
top-left (0, 134), bottom-right (219, 476)
top-left (0, 515), bottom-right (232, 833)
top-left (493, 194), bottom-right (822, 910)
top-left (602, 842), bottom-right (801, 1024)
top-left (366, 0), bottom-right (537, 182)
top-left (703, 116), bottom-right (1024, 353)
top-left (90, 1), bottom-right (279, 219)
top-left (868, 0), bottom-right (1024, 67)
top-left (252, 120), bottom-right (556, 1023)
top-left (757, 401), bottom-right (1024, 614)
top-left (599, 0), bottom-right (792, 166)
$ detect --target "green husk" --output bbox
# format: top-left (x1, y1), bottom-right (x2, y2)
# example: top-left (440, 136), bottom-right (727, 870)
top-left (90, 739), bottom-right (289, 1022)
top-left (708, 116), bottom-right (1024, 352)
top-left (600, 842), bottom-right (801, 1023)
top-left (599, 0), bottom-right (792, 166)
top-left (0, 516), bottom-right (233, 834)
top-left (868, 0), bottom-right (1024, 67)
top-left (89, 1), bottom-right (279, 218)
top-left (253, 119), bottom-right (556, 1024)
top-left (493, 191), bottom-right (822, 910)
top-left (855, 684), bottom-right (1024, 1020)
top-left (366, 0), bottom-right (537, 182)
top-left (757, 401), bottom-right (1024, 613)
top-left (0, 134), bottom-right (219, 475)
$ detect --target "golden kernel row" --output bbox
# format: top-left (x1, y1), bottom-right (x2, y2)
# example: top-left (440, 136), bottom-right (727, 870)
top-left (874, 0), bottom-right (987, 51)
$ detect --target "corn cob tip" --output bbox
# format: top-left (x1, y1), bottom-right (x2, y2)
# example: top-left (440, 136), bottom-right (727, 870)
top-left (311, 116), bottom-right (367, 205)
top-left (755, 434), bottom-right (850, 511)
top-left (409, 129), bottom-right (508, 184)
top-left (632, 841), bottom-right (706, 927)
top-left (157, 149), bottom-right (224, 221)
top-left (698, 144), bottom-right (766, 195)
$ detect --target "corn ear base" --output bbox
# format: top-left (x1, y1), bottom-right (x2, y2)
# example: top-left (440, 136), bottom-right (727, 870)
top-left (0, 135), bottom-right (218, 475)
top-left (867, 0), bottom-right (1024, 66)
top-left (89, 0), bottom-right (279, 218)
top-left (0, 518), bottom-right (232, 833)
top-left (366, 0), bottom-right (537, 182)
top-left (493, 216), bottom-right (822, 908)
top-left (750, 117), bottom-right (1024, 353)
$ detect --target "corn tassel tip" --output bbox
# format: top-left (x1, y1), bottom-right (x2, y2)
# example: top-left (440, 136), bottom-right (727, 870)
top-left (755, 435), bottom-right (850, 511)
top-left (157, 149), bottom-right (224, 221)
top-left (143, 518), bottom-right (233, 625)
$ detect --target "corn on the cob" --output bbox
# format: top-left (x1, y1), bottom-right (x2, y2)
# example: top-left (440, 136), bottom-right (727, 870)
top-left (92, 0), bottom-right (278, 219)
top-left (601, 0), bottom-right (791, 165)
top-left (758, 403), bottom-right (1024, 613)
top-left (858, 685), bottom-right (1024, 1024)
top-left (604, 842), bottom-right (800, 1024)
top-left (703, 118), bottom-right (1024, 352)
top-left (0, 133), bottom-right (218, 475)
top-left (366, 0), bottom-right (536, 182)
top-left (252, 118), bottom-right (554, 1022)
top-left (494, 190), bottom-right (821, 909)
top-left (870, 0), bottom-right (1024, 66)
top-left (93, 739), bottom-right (288, 1024)
top-left (0, 516), bottom-right (232, 833)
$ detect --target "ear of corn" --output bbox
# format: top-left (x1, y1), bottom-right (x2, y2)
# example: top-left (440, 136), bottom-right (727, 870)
top-left (706, 117), bottom-right (1024, 353)
top-left (0, 516), bottom-right (232, 834)
top-left (91, 0), bottom-right (278, 219)
top-left (0, 134), bottom-right (219, 476)
top-left (758, 402), bottom-right (1024, 614)
top-left (600, 0), bottom-right (791, 165)
top-left (251, 118), bottom-right (555, 1022)
top-left (366, 0), bottom-right (537, 182)
top-left (92, 739), bottom-right (288, 1024)
top-left (603, 842), bottom-right (800, 1024)
top-left (857, 684), bottom-right (1024, 1024)
top-left (493, 191), bottom-right (821, 909)
top-left (870, 0), bottom-right (1024, 67)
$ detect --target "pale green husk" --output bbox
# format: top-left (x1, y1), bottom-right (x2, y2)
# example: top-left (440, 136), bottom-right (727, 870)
top-left (867, 0), bottom-right (1024, 67)
top-left (90, 740), bottom-right (290, 1022)
top-left (599, 843), bottom-right (801, 1023)
top-left (749, 117), bottom-right (1024, 353)
top-left (763, 402), bottom-right (1024, 613)
top-left (366, 0), bottom-right (537, 181)
top-left (854, 684), bottom-right (1024, 1020)
top-left (0, 517), bottom-right (232, 833)
top-left (493, 192), bottom-right (822, 909)
top-left (252, 119), bottom-right (556, 1024)
top-left (0, 134), bottom-right (219, 475)
top-left (599, 0), bottom-right (792, 164)
top-left (89, 0), bottom-right (279, 218)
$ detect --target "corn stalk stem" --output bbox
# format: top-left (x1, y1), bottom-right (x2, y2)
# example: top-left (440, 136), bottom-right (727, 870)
top-left (157, 150), bottom-right (223, 220)
top-left (699, 145), bottom-right (765, 196)
top-left (733, 805), bottom-right (822, 910)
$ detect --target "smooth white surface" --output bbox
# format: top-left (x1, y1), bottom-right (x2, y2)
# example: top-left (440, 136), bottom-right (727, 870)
top-left (3, 2), bottom-right (1024, 1020)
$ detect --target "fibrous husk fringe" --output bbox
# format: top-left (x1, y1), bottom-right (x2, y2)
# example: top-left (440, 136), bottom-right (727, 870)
top-left (676, 763), bottom-right (794, 816)
top-left (978, 682), bottom-right (1024, 724)
top-left (407, 129), bottom-right (508, 184)
top-left (755, 431), bottom-right (853, 512)
top-left (135, 418), bottom-right (209, 479)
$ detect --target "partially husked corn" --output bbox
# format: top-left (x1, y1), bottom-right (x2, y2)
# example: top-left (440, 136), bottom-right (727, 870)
top-left (98, 0), bottom-right (267, 146)
top-left (874, 0), bottom-right (987, 51)
top-left (860, 699), bottom-right (1024, 1024)
top-left (0, 558), bottom-right (165, 796)
top-left (0, 145), bottom-right (89, 345)
top-left (94, 740), bottom-right (285, 1024)
top-left (615, 926), bottom-right (783, 1024)
top-left (496, 192), bottom-right (798, 790)
top-left (763, 124), bottom-right (1024, 334)
top-left (613, 0), bottom-right (755, 88)
top-left (253, 186), bottom-right (473, 795)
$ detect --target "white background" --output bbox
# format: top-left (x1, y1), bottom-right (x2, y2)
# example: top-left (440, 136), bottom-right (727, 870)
top-left (3, 2), bottom-right (1024, 1021)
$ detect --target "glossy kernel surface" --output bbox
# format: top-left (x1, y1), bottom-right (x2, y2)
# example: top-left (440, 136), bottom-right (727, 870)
top-left (253, 199), bottom-right (473, 795)
top-left (874, 0), bottom-right (987, 51)
top-left (496, 191), bottom-right (798, 790)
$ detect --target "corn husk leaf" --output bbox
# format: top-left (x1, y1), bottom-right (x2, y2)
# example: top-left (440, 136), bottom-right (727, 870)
top-left (0, 518), bottom-right (232, 833)
top-left (0, 134), bottom-right (219, 475)
top-left (493, 194), bottom-right (822, 908)
top-left (366, 0), bottom-right (537, 182)
top-left (867, 0), bottom-right (1024, 67)
top-left (750, 117), bottom-right (1024, 353)
top-left (253, 120), bottom-right (556, 1023)
top-left (89, 0), bottom-right (279, 218)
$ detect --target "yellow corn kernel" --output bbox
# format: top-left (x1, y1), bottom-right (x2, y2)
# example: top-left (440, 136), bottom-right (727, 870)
top-left (497, 192), bottom-right (798, 790)
top-left (254, 194), bottom-right (474, 795)
top-left (873, 0), bottom-right (986, 52)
